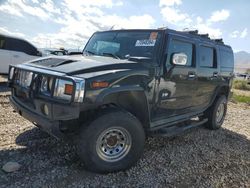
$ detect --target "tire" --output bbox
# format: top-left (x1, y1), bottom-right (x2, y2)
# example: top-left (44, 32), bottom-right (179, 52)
top-left (205, 95), bottom-right (227, 130)
top-left (77, 110), bottom-right (145, 173)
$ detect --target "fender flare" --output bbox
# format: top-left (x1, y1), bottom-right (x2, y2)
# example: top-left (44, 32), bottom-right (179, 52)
top-left (95, 86), bottom-right (151, 128)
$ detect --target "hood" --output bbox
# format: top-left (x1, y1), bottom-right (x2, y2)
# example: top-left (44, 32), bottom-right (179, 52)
top-left (23, 55), bottom-right (145, 76)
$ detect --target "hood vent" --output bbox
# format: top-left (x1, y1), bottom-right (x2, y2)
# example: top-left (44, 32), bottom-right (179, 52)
top-left (31, 58), bottom-right (77, 67)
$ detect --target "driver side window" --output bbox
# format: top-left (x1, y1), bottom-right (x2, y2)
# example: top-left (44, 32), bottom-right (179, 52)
top-left (167, 39), bottom-right (194, 66)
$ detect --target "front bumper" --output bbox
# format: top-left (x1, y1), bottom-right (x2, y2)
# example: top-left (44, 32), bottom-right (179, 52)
top-left (10, 96), bottom-right (66, 139)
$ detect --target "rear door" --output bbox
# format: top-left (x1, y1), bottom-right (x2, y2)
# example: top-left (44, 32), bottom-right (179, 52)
top-left (0, 36), bottom-right (11, 74)
top-left (153, 36), bottom-right (198, 119)
top-left (195, 43), bottom-right (220, 108)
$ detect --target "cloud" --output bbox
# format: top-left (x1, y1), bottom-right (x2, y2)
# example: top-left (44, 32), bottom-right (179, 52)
top-left (159, 2), bottom-right (230, 39)
top-left (229, 30), bottom-right (239, 38)
top-left (0, 0), bottom-right (51, 21)
top-left (27, 0), bottom-right (154, 48)
top-left (230, 28), bottom-right (248, 39)
top-left (195, 23), bottom-right (222, 38)
top-left (240, 28), bottom-right (248, 38)
top-left (208, 9), bottom-right (230, 23)
top-left (0, 27), bottom-right (26, 38)
top-left (160, 6), bottom-right (190, 24)
top-left (41, 0), bottom-right (61, 14)
top-left (159, 0), bottom-right (182, 7)
top-left (159, 0), bottom-right (192, 26)
top-left (0, 3), bottom-right (24, 17)
top-left (0, 0), bottom-right (155, 49)
top-left (31, 13), bottom-right (155, 49)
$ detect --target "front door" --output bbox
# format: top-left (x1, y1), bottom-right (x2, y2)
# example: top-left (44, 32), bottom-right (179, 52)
top-left (152, 37), bottom-right (198, 120)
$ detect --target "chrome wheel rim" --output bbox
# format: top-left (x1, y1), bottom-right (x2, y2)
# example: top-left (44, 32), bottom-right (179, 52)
top-left (216, 102), bottom-right (225, 123)
top-left (96, 127), bottom-right (131, 162)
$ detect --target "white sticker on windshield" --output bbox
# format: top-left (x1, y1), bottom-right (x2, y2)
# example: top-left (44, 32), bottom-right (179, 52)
top-left (135, 39), bottom-right (156, 47)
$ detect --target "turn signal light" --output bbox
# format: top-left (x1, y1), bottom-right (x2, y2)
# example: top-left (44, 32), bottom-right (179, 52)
top-left (92, 81), bottom-right (109, 88)
top-left (64, 84), bottom-right (73, 95)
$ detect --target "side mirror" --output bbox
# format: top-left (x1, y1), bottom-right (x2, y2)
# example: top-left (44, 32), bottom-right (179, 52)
top-left (171, 53), bottom-right (188, 66)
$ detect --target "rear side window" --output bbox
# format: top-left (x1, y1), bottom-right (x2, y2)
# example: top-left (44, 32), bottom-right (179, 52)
top-left (199, 46), bottom-right (216, 68)
top-left (220, 50), bottom-right (234, 68)
top-left (5, 38), bottom-right (38, 56)
top-left (0, 37), bottom-right (5, 49)
top-left (167, 39), bottom-right (193, 66)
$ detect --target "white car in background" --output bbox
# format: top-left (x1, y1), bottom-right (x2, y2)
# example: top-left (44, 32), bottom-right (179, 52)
top-left (0, 34), bottom-right (42, 74)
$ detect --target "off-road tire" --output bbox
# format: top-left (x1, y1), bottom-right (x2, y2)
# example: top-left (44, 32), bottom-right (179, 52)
top-left (205, 95), bottom-right (227, 130)
top-left (77, 110), bottom-right (145, 173)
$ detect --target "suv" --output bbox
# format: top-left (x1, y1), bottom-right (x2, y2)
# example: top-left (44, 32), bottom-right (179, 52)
top-left (8, 29), bottom-right (234, 173)
top-left (0, 34), bottom-right (42, 74)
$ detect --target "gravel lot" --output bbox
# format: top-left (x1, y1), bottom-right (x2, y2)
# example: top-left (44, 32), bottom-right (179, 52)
top-left (0, 81), bottom-right (249, 188)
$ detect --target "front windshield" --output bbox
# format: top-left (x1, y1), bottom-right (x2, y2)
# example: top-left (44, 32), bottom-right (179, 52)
top-left (83, 30), bottom-right (162, 61)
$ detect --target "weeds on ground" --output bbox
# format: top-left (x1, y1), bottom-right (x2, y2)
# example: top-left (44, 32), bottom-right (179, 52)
top-left (233, 80), bottom-right (250, 91)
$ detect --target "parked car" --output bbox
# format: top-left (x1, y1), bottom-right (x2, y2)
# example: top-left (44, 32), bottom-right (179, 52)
top-left (0, 34), bottom-right (42, 74)
top-left (43, 48), bottom-right (68, 56)
top-left (8, 28), bottom-right (234, 173)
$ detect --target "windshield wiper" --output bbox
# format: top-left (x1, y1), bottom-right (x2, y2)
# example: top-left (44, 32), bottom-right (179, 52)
top-left (84, 50), bottom-right (96, 55)
top-left (102, 52), bottom-right (120, 59)
top-left (125, 55), bottom-right (152, 63)
top-left (124, 54), bottom-right (151, 60)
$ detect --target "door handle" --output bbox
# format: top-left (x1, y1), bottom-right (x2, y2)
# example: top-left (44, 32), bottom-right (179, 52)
top-left (188, 72), bottom-right (196, 79)
top-left (213, 72), bottom-right (218, 77)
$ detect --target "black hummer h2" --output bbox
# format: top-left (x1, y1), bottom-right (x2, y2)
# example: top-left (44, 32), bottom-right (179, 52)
top-left (8, 29), bottom-right (234, 173)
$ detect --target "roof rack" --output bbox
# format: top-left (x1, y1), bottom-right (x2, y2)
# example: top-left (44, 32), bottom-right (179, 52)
top-left (158, 26), bottom-right (168, 30)
top-left (181, 29), bottom-right (226, 45)
top-left (183, 30), bottom-right (210, 38)
top-left (183, 30), bottom-right (198, 35)
top-left (213, 38), bottom-right (224, 44)
top-left (199, 34), bottom-right (210, 39)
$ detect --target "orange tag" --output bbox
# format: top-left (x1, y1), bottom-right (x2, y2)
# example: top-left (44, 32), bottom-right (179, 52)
top-left (150, 32), bottom-right (158, 40)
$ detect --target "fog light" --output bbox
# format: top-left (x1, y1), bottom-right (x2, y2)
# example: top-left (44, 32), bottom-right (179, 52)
top-left (43, 104), bottom-right (49, 116)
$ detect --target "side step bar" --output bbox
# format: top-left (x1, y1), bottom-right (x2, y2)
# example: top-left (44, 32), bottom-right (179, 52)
top-left (152, 118), bottom-right (208, 137)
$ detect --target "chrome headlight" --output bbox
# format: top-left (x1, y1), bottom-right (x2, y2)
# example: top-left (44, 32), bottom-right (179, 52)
top-left (40, 76), bottom-right (53, 95)
top-left (53, 79), bottom-right (73, 101)
top-left (9, 67), bottom-right (15, 80)
top-left (74, 79), bottom-right (85, 102)
top-left (18, 70), bottom-right (33, 88)
top-left (53, 78), bottom-right (85, 102)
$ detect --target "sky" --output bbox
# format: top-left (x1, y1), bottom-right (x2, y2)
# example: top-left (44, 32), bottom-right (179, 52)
top-left (0, 0), bottom-right (249, 52)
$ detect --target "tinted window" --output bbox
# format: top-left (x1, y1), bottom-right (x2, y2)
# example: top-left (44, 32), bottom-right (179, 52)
top-left (0, 37), bottom-right (5, 49)
top-left (199, 46), bottom-right (216, 68)
top-left (167, 40), bottom-right (193, 66)
top-left (220, 50), bottom-right (234, 68)
top-left (5, 38), bottom-right (38, 56)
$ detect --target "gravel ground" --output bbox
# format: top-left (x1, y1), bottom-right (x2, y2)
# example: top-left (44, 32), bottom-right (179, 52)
top-left (0, 83), bottom-right (249, 188)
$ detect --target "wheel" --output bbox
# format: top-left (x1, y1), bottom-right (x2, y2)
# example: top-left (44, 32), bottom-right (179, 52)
top-left (205, 95), bottom-right (227, 130)
top-left (77, 110), bottom-right (145, 173)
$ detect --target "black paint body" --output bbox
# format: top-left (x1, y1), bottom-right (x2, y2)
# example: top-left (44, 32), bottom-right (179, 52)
top-left (8, 29), bottom-right (234, 138)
